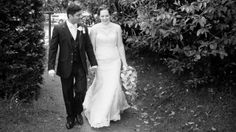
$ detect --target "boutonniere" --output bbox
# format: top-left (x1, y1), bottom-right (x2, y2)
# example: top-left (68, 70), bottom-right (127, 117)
top-left (77, 26), bottom-right (86, 34)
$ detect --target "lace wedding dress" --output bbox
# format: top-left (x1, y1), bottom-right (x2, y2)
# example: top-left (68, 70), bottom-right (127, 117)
top-left (83, 24), bottom-right (130, 128)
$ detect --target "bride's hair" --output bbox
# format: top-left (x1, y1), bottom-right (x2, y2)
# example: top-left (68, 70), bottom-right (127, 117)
top-left (97, 4), bottom-right (111, 16)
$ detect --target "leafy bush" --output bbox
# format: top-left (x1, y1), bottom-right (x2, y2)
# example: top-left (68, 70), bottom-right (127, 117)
top-left (0, 0), bottom-right (45, 100)
top-left (42, 0), bottom-right (68, 12)
top-left (117, 0), bottom-right (236, 91)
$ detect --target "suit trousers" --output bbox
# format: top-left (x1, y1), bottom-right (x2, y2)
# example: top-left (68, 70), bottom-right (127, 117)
top-left (60, 62), bottom-right (87, 121)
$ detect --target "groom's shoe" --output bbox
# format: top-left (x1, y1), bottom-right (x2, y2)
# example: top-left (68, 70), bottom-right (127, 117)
top-left (76, 114), bottom-right (83, 125)
top-left (66, 118), bottom-right (75, 129)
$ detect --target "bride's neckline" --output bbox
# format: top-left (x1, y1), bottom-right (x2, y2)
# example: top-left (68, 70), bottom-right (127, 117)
top-left (99, 22), bottom-right (113, 29)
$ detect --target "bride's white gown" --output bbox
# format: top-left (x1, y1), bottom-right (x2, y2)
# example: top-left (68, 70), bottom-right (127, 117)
top-left (83, 25), bottom-right (130, 128)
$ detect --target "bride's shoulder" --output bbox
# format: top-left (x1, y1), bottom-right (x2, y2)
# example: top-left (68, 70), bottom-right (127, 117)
top-left (91, 23), bottom-right (121, 31)
top-left (90, 24), bottom-right (101, 33)
top-left (92, 23), bottom-right (106, 28)
top-left (91, 24), bottom-right (99, 30)
top-left (111, 23), bottom-right (121, 29)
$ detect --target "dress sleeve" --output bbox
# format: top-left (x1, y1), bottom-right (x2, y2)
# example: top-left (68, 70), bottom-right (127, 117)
top-left (85, 26), bottom-right (98, 67)
top-left (117, 25), bottom-right (128, 67)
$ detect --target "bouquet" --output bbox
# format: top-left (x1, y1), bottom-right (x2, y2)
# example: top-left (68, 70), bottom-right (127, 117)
top-left (120, 66), bottom-right (138, 105)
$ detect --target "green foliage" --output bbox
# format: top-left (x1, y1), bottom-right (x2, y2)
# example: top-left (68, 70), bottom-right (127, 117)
top-left (42, 0), bottom-right (67, 12)
top-left (117, 0), bottom-right (236, 90)
top-left (0, 0), bottom-right (45, 100)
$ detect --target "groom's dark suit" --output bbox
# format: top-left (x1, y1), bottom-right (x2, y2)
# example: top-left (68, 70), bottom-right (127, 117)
top-left (48, 22), bottom-right (97, 123)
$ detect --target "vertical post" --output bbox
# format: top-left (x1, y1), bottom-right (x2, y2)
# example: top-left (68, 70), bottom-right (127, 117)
top-left (48, 13), bottom-right (52, 45)
top-left (43, 11), bottom-right (54, 45)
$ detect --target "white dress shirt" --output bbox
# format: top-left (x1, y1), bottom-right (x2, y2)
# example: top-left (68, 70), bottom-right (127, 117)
top-left (66, 20), bottom-right (77, 40)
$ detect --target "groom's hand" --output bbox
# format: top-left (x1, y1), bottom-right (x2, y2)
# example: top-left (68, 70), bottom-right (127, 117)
top-left (90, 66), bottom-right (97, 74)
top-left (48, 69), bottom-right (56, 78)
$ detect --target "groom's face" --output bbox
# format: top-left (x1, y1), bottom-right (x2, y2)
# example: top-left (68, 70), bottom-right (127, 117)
top-left (70, 10), bottom-right (83, 24)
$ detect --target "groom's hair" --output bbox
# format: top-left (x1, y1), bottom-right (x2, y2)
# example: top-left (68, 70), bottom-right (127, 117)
top-left (66, 2), bottom-right (82, 18)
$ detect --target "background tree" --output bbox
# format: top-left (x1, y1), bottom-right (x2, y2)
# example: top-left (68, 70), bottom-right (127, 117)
top-left (116, 0), bottom-right (236, 92)
top-left (42, 0), bottom-right (67, 12)
top-left (0, 0), bottom-right (45, 101)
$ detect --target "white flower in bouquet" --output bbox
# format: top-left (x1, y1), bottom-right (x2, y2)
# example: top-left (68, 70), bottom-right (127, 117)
top-left (120, 66), bottom-right (138, 105)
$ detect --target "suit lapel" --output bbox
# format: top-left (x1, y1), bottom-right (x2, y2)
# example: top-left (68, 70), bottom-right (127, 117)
top-left (62, 22), bottom-right (74, 49)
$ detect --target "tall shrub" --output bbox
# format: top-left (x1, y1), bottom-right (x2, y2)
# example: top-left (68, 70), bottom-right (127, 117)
top-left (0, 0), bottom-right (45, 100)
top-left (117, 0), bottom-right (236, 90)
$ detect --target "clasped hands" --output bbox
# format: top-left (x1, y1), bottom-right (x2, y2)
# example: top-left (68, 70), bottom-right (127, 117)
top-left (48, 69), bottom-right (56, 78)
top-left (90, 66), bottom-right (97, 74)
top-left (48, 66), bottom-right (98, 78)
top-left (48, 65), bottom-right (126, 78)
top-left (48, 69), bottom-right (56, 81)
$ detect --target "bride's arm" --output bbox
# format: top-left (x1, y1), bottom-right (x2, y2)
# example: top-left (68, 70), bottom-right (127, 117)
top-left (117, 25), bottom-right (128, 68)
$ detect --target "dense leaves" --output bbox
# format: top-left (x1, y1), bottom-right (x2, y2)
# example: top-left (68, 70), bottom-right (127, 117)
top-left (116, 0), bottom-right (236, 91)
top-left (42, 0), bottom-right (68, 12)
top-left (0, 0), bottom-right (45, 100)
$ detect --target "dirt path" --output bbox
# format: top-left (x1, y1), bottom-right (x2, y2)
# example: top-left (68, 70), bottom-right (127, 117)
top-left (28, 70), bottom-right (145, 132)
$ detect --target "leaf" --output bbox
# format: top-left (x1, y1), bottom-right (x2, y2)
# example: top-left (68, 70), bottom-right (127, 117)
top-left (173, 18), bottom-right (177, 26)
top-left (168, 111), bottom-right (176, 116)
top-left (141, 112), bottom-right (148, 118)
top-left (185, 122), bottom-right (195, 126)
top-left (125, 38), bottom-right (134, 43)
top-left (194, 54), bottom-right (201, 61)
top-left (131, 105), bottom-right (138, 110)
top-left (179, 34), bottom-right (183, 41)
top-left (219, 50), bottom-right (228, 59)
top-left (156, 116), bottom-right (163, 120)
top-left (184, 18), bottom-right (190, 24)
top-left (143, 120), bottom-right (149, 124)
top-left (211, 127), bottom-right (217, 131)
top-left (199, 17), bottom-right (206, 27)
top-left (209, 43), bottom-right (217, 50)
top-left (197, 28), bottom-right (208, 36)
top-left (150, 117), bottom-right (155, 121)
top-left (198, 2), bottom-right (203, 9)
top-left (174, 0), bottom-right (180, 6)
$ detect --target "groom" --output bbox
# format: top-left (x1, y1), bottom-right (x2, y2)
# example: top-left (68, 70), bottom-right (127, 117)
top-left (48, 3), bottom-right (97, 129)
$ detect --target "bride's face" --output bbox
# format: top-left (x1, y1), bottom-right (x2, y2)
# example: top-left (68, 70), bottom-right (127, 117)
top-left (99, 9), bottom-right (110, 25)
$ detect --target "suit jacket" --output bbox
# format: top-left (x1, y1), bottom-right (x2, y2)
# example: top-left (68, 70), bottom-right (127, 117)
top-left (48, 22), bottom-right (97, 78)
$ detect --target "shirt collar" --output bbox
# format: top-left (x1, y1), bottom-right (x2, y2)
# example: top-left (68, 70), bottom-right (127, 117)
top-left (66, 20), bottom-right (77, 28)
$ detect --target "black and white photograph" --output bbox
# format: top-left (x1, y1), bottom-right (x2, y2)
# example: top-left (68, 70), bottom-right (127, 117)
top-left (0, 0), bottom-right (236, 132)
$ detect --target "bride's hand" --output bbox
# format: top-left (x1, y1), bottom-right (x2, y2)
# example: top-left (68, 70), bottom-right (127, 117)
top-left (90, 66), bottom-right (97, 74)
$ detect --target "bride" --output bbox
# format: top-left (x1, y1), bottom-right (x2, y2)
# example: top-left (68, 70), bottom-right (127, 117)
top-left (83, 5), bottom-right (130, 128)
